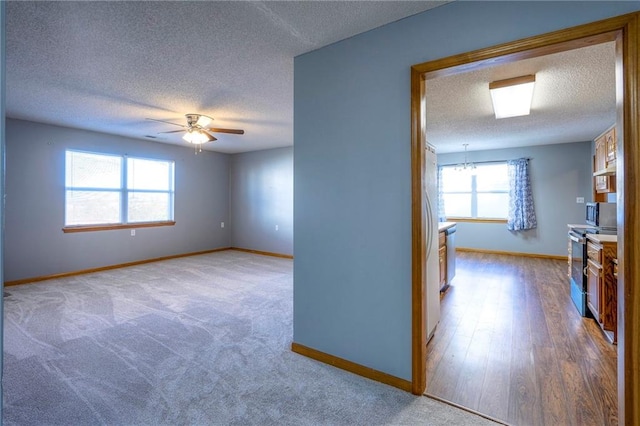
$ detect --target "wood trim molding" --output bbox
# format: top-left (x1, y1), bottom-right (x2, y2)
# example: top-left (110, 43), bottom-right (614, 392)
top-left (489, 74), bottom-right (535, 91)
top-left (4, 247), bottom-right (231, 286)
top-left (413, 18), bottom-right (622, 80)
top-left (229, 247), bottom-right (293, 259)
top-left (291, 342), bottom-right (412, 392)
top-left (618, 12), bottom-right (640, 426)
top-left (62, 221), bottom-right (176, 233)
top-left (445, 217), bottom-right (507, 224)
top-left (456, 247), bottom-right (567, 261)
top-left (410, 65), bottom-right (426, 395)
top-left (411, 11), bottom-right (640, 424)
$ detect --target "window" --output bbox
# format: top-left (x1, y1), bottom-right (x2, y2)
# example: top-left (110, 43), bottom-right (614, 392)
top-left (440, 162), bottom-right (508, 220)
top-left (65, 150), bottom-right (174, 229)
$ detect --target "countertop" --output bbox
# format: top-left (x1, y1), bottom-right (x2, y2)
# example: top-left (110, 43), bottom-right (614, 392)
top-left (568, 224), bottom-right (618, 243)
top-left (439, 222), bottom-right (456, 232)
top-left (567, 224), bottom-right (596, 230)
top-left (586, 233), bottom-right (618, 244)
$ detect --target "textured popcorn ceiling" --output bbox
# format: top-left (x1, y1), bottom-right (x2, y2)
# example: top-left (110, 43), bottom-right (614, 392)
top-left (6, 2), bottom-right (616, 155)
top-left (5, 1), bottom-right (448, 153)
top-left (427, 41), bottom-right (616, 154)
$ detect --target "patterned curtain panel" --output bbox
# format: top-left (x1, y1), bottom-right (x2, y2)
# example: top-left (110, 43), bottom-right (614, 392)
top-left (437, 165), bottom-right (446, 222)
top-left (507, 158), bottom-right (537, 231)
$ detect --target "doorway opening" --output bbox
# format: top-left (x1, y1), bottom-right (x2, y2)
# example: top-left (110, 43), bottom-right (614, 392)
top-left (410, 12), bottom-right (640, 425)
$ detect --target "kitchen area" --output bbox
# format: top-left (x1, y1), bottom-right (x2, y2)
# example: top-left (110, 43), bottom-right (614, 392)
top-left (420, 31), bottom-right (635, 425)
top-left (568, 124), bottom-right (619, 344)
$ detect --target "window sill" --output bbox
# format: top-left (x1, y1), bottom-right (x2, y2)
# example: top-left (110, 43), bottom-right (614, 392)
top-left (445, 217), bottom-right (507, 224)
top-left (62, 221), bottom-right (176, 233)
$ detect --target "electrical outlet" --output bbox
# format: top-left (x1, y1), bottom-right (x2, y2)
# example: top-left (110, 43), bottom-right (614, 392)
top-left (576, 197), bottom-right (585, 204)
top-left (221, 222), bottom-right (225, 228)
top-left (130, 229), bottom-right (136, 236)
top-left (275, 225), bottom-right (279, 231)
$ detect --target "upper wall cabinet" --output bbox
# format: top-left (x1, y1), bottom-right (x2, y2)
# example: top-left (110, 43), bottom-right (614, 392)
top-left (604, 127), bottom-right (617, 169)
top-left (594, 125), bottom-right (616, 197)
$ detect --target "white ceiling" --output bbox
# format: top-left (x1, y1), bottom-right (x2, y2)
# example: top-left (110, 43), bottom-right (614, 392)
top-left (426, 41), bottom-right (617, 154)
top-left (6, 2), bottom-right (616, 155)
top-left (5, 1), bottom-right (448, 153)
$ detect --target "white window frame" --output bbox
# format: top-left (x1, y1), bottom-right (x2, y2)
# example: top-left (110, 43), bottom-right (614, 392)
top-left (64, 150), bottom-right (175, 232)
top-left (440, 162), bottom-right (509, 221)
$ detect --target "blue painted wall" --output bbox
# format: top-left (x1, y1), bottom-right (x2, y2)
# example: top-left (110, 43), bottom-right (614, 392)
top-left (438, 142), bottom-right (592, 256)
top-left (4, 119), bottom-right (295, 282)
top-left (230, 147), bottom-right (293, 255)
top-left (293, 2), bottom-right (640, 381)
top-left (4, 119), bottom-right (231, 282)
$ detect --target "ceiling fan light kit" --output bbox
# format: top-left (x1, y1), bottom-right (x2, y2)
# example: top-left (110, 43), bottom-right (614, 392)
top-left (489, 74), bottom-right (536, 119)
top-left (146, 113), bottom-right (245, 154)
top-left (182, 129), bottom-right (211, 145)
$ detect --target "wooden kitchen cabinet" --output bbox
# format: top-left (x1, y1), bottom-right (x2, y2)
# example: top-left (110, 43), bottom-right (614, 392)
top-left (439, 231), bottom-right (447, 291)
top-left (605, 126), bottom-right (617, 168)
top-left (586, 236), bottom-right (618, 343)
top-left (594, 134), bottom-right (607, 175)
top-left (587, 257), bottom-right (601, 323)
top-left (601, 244), bottom-right (618, 340)
top-left (593, 125), bottom-right (616, 197)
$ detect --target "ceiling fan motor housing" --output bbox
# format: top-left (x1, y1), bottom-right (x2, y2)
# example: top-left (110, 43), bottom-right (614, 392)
top-left (185, 114), bottom-right (201, 127)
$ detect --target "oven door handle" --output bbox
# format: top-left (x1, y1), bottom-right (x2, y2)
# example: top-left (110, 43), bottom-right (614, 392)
top-left (569, 233), bottom-right (585, 244)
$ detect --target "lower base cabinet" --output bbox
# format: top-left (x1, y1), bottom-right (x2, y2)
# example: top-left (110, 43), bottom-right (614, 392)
top-left (439, 231), bottom-right (447, 291)
top-left (587, 258), bottom-right (601, 323)
top-left (439, 246), bottom-right (447, 291)
top-left (586, 237), bottom-right (617, 344)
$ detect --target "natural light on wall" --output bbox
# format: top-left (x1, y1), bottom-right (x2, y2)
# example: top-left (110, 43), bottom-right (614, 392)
top-left (489, 75), bottom-right (535, 119)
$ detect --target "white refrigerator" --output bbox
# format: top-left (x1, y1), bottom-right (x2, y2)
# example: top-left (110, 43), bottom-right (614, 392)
top-left (425, 143), bottom-right (440, 341)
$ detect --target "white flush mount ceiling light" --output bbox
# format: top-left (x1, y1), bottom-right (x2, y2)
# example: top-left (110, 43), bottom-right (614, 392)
top-left (489, 74), bottom-right (536, 119)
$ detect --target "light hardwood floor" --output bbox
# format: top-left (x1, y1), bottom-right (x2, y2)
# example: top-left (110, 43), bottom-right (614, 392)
top-left (426, 252), bottom-right (618, 426)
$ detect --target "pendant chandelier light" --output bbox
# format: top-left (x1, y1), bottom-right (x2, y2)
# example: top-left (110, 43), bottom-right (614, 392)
top-left (455, 144), bottom-right (476, 173)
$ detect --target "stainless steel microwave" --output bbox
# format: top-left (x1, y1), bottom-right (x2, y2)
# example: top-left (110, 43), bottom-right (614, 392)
top-left (586, 202), bottom-right (617, 229)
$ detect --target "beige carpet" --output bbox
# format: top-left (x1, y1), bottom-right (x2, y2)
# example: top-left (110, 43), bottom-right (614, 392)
top-left (3, 250), bottom-right (496, 425)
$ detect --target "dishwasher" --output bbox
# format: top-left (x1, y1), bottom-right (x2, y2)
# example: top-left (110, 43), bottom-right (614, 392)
top-left (445, 225), bottom-right (456, 284)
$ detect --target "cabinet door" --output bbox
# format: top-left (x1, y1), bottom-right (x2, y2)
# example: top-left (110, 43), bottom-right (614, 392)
top-left (595, 176), bottom-right (609, 193)
top-left (605, 127), bottom-right (616, 168)
top-left (595, 135), bottom-right (607, 171)
top-left (439, 246), bottom-right (447, 291)
top-left (587, 259), bottom-right (601, 322)
top-left (593, 134), bottom-right (615, 193)
top-left (594, 129), bottom-right (615, 194)
top-left (601, 273), bottom-right (616, 331)
top-left (601, 245), bottom-right (618, 335)
top-left (594, 137), bottom-right (607, 192)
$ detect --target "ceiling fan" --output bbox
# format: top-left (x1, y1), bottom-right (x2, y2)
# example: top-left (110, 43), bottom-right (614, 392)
top-left (147, 114), bottom-right (244, 152)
